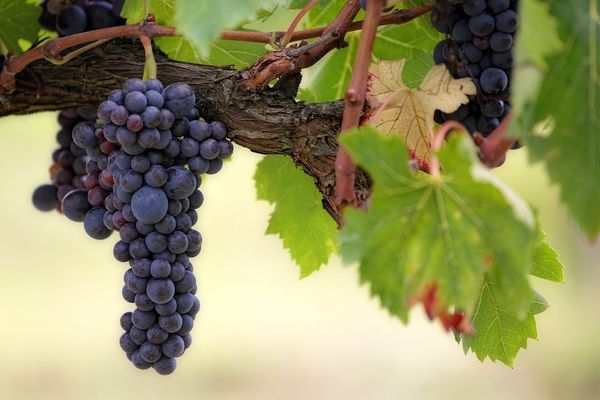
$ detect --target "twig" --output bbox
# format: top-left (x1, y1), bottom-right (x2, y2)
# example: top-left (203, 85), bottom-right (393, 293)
top-left (241, 0), bottom-right (362, 90)
top-left (45, 39), bottom-right (110, 65)
top-left (334, 0), bottom-right (384, 206)
top-left (279, 0), bottom-right (319, 47)
top-left (1, 23), bottom-right (177, 93)
top-left (275, 5), bottom-right (433, 43)
top-left (0, 4), bottom-right (432, 93)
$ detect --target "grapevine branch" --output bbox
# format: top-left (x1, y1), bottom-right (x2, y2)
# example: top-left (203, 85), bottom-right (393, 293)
top-left (241, 0), bottom-right (362, 90)
top-left (335, 0), bottom-right (384, 206)
top-left (0, 40), bottom-right (359, 224)
top-left (0, 2), bottom-right (515, 224)
top-left (0, 5), bottom-right (433, 94)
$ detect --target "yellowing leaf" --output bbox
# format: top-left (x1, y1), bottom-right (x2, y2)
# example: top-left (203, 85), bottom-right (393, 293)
top-left (364, 60), bottom-right (476, 167)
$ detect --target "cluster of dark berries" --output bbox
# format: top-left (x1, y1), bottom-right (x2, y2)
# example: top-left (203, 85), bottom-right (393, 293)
top-left (431, 0), bottom-right (519, 146)
top-left (32, 108), bottom-right (97, 215)
top-left (39, 0), bottom-right (125, 36)
top-left (58, 78), bottom-right (233, 374)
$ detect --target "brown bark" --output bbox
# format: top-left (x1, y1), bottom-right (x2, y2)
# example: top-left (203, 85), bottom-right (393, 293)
top-left (0, 39), bottom-right (370, 224)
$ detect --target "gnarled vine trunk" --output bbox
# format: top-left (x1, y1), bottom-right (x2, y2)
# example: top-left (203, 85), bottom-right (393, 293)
top-left (0, 39), bottom-right (371, 223)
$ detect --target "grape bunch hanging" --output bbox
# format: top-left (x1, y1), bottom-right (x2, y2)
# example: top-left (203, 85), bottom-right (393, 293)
top-left (431, 0), bottom-right (519, 144)
top-left (32, 79), bottom-right (233, 374)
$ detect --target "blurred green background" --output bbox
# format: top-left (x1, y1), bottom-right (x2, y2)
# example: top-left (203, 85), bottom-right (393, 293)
top-left (0, 111), bottom-right (599, 400)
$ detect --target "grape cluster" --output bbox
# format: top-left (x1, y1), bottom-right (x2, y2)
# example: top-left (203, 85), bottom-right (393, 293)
top-left (39, 0), bottom-right (125, 36)
top-left (32, 109), bottom-right (96, 215)
top-left (71, 78), bottom-right (233, 374)
top-left (431, 0), bottom-right (519, 143)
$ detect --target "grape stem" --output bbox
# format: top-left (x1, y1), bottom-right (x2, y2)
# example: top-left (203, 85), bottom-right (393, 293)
top-left (45, 39), bottom-right (111, 65)
top-left (279, 0), bottom-right (319, 47)
top-left (476, 113), bottom-right (516, 168)
top-left (140, 35), bottom-right (158, 80)
top-left (334, 0), bottom-right (385, 208)
top-left (429, 116), bottom-right (516, 177)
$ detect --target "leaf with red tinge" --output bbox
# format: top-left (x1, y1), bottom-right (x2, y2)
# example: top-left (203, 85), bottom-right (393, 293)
top-left (339, 127), bottom-right (536, 321)
top-left (364, 60), bottom-right (476, 168)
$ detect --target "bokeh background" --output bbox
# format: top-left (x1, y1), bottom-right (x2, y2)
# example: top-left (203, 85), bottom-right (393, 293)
top-left (0, 108), bottom-right (599, 400)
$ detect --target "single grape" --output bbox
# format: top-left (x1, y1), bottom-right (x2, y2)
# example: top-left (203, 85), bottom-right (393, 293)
top-left (210, 121), bottom-right (227, 140)
top-left (153, 357), bottom-right (177, 375)
top-left (120, 312), bottom-right (134, 331)
top-left (495, 9), bottom-right (519, 33)
top-left (162, 335), bottom-right (185, 358)
top-left (131, 186), bottom-right (168, 224)
top-left (468, 13), bottom-right (495, 36)
top-left (479, 67), bottom-right (508, 94)
top-left (150, 259), bottom-right (172, 278)
top-left (462, 0), bottom-right (486, 16)
top-left (490, 32), bottom-right (513, 52)
top-left (142, 106), bottom-right (162, 129)
top-left (181, 138), bottom-right (200, 158)
top-left (147, 324), bottom-right (169, 345)
top-left (175, 293), bottom-right (195, 314)
top-left (87, 1), bottom-right (121, 30)
top-left (178, 315), bottom-right (194, 335)
top-left (56, 5), bottom-right (87, 36)
top-left (62, 189), bottom-right (92, 222)
top-left (84, 207), bottom-right (112, 239)
top-left (147, 278), bottom-right (176, 305)
top-left (452, 19), bottom-right (473, 42)
top-left (131, 258), bottom-right (151, 277)
top-left (158, 313), bottom-right (183, 333)
top-left (174, 271), bottom-right (196, 294)
top-left (32, 184), bottom-right (58, 211)
top-left (119, 332), bottom-right (138, 353)
top-left (155, 298), bottom-right (178, 316)
top-left (164, 167), bottom-right (196, 200)
top-left (164, 83), bottom-right (196, 118)
top-left (156, 215), bottom-right (177, 235)
top-left (189, 120), bottom-right (211, 141)
top-left (132, 309), bottom-right (157, 330)
top-left (140, 342), bottom-right (162, 363)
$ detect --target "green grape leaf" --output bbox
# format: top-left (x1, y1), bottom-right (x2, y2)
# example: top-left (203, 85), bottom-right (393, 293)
top-left (121, 0), bottom-right (265, 67)
top-left (306, 0), bottom-right (345, 28)
top-left (304, 33), bottom-right (359, 102)
top-left (529, 290), bottom-right (549, 315)
top-left (155, 36), bottom-right (266, 68)
top-left (255, 155), bottom-right (337, 277)
top-left (514, 0), bottom-right (562, 69)
top-left (121, 0), bottom-right (175, 23)
top-left (511, 0), bottom-right (562, 133)
top-left (339, 128), bottom-right (537, 321)
top-left (526, 0), bottom-right (600, 239)
top-left (530, 240), bottom-right (565, 283)
top-left (0, 0), bottom-right (40, 53)
top-left (461, 272), bottom-right (538, 367)
top-left (460, 237), bottom-right (563, 367)
top-left (175, 0), bottom-right (285, 57)
top-left (289, 0), bottom-right (328, 9)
